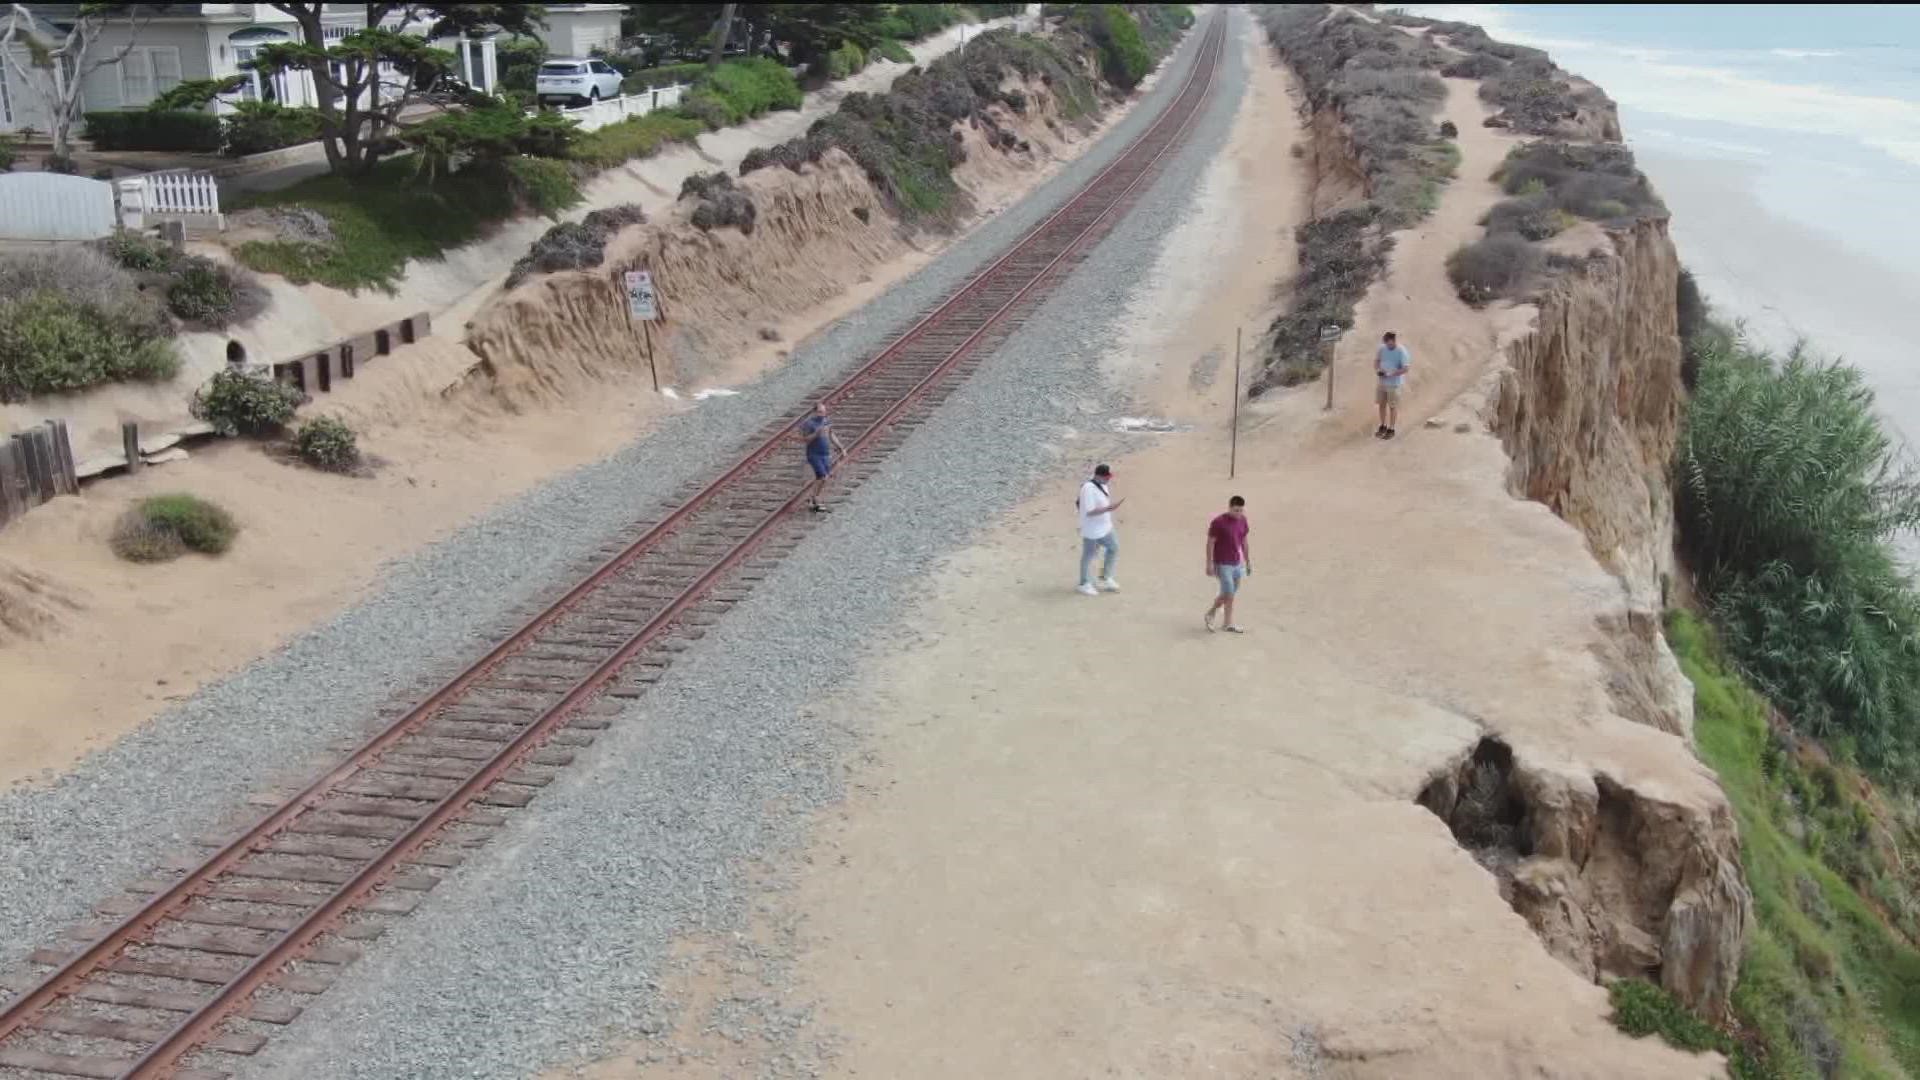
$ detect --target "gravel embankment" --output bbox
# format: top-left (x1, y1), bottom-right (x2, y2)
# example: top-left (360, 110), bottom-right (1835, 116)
top-left (0, 10), bottom-right (1246, 1076)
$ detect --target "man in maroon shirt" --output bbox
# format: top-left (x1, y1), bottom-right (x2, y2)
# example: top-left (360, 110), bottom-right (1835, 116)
top-left (1204, 495), bottom-right (1251, 633)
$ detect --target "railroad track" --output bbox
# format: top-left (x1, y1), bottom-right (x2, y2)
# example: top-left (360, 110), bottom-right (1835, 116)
top-left (0, 15), bottom-right (1227, 1079)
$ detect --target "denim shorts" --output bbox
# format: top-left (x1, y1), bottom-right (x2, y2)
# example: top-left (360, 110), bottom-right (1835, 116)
top-left (1215, 562), bottom-right (1245, 595)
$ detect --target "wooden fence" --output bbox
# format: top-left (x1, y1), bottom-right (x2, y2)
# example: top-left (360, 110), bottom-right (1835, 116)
top-left (0, 421), bottom-right (78, 530)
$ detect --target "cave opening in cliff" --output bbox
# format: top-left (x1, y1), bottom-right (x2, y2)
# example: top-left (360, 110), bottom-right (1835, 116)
top-left (1417, 737), bottom-right (1532, 875)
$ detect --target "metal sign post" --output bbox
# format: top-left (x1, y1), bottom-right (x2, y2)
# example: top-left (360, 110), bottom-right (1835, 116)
top-left (1230, 327), bottom-right (1241, 480)
top-left (1320, 324), bottom-right (1345, 411)
top-left (625, 269), bottom-right (661, 392)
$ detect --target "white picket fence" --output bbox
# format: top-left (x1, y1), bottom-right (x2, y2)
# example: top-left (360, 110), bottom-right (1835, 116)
top-left (533, 83), bottom-right (689, 133)
top-left (117, 170), bottom-right (224, 232)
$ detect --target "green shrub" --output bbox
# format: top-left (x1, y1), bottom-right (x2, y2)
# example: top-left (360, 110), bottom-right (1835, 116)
top-left (101, 229), bottom-right (177, 272)
top-left (569, 110), bottom-right (706, 170)
top-left (221, 102), bottom-right (326, 156)
top-left (84, 109), bottom-right (222, 152)
top-left (144, 493), bottom-right (236, 553)
top-left (508, 204), bottom-right (646, 286)
top-left (621, 62), bottom-right (703, 94)
top-left (163, 255), bottom-right (262, 328)
top-left (1498, 140), bottom-right (1664, 222)
top-left (1085, 4), bottom-right (1154, 89)
top-left (1483, 193), bottom-right (1568, 242)
top-left (501, 156), bottom-right (581, 217)
top-left (110, 493), bottom-right (236, 562)
top-left (294, 416), bottom-right (360, 472)
top-left (826, 40), bottom-right (868, 79)
top-left (191, 369), bottom-right (306, 436)
top-left (0, 135), bottom-right (17, 171)
top-left (695, 57), bottom-right (803, 125)
top-left (0, 288), bottom-right (178, 402)
top-left (1609, 979), bottom-right (1734, 1055)
top-left (1679, 337), bottom-right (1920, 781)
top-left (111, 510), bottom-right (186, 562)
top-left (1446, 234), bottom-right (1541, 305)
top-left (873, 38), bottom-right (914, 64)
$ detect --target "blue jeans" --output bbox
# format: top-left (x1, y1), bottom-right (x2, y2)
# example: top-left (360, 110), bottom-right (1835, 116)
top-left (1080, 533), bottom-right (1118, 586)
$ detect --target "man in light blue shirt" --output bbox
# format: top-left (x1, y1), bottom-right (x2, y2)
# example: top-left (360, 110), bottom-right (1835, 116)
top-left (1374, 331), bottom-right (1411, 440)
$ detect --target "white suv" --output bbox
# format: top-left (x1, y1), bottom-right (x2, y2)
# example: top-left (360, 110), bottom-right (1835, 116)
top-left (536, 59), bottom-right (622, 106)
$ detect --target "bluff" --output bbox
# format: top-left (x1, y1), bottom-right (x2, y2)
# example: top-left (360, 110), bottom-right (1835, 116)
top-left (1266, 6), bottom-right (1753, 1021)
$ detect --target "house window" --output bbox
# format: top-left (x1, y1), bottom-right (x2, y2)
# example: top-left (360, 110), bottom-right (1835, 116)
top-left (231, 27), bottom-right (292, 104)
top-left (118, 46), bottom-right (182, 107)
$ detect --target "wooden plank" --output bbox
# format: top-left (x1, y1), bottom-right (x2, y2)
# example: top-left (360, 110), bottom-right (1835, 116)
top-left (0, 1047), bottom-right (138, 1080)
top-left (30, 1013), bottom-right (267, 1055)
top-left (55, 982), bottom-right (303, 1025)
top-left (16, 428), bottom-right (52, 504)
top-left (0, 441), bottom-right (25, 528)
top-left (47, 419), bottom-right (77, 494)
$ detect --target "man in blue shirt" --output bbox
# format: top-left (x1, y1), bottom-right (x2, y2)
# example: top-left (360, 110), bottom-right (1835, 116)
top-left (1375, 330), bottom-right (1411, 440)
top-left (797, 400), bottom-right (848, 513)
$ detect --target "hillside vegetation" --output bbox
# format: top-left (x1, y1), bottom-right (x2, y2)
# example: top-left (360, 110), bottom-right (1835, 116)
top-left (744, 7), bottom-right (1190, 222)
top-left (1251, 3), bottom-right (1458, 391)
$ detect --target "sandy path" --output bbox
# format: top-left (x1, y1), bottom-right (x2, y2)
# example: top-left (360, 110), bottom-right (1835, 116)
top-left (567, 32), bottom-right (1728, 1080)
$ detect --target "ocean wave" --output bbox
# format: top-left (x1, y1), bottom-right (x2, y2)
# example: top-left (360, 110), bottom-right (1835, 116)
top-left (1769, 48), bottom-right (1844, 59)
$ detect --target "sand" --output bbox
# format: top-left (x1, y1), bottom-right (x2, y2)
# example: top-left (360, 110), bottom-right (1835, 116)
top-left (558, 25), bottom-right (1727, 1080)
top-left (0, 26), bottom-right (1155, 789)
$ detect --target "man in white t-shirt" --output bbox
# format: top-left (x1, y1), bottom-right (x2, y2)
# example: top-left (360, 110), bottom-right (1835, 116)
top-left (1076, 463), bottom-right (1124, 596)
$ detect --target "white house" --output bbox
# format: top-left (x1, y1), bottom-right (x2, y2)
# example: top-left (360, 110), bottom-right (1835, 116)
top-left (1, 3), bottom-right (511, 135)
top-left (536, 3), bottom-right (624, 59)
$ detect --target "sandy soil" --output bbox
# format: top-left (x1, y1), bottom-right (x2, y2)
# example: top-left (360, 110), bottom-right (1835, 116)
top-left (0, 18), bottom-right (1146, 789)
top-left (559, 27), bottom-right (1727, 1080)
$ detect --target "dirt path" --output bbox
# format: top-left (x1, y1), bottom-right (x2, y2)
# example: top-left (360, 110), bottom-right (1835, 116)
top-left (564, 34), bottom-right (1728, 1080)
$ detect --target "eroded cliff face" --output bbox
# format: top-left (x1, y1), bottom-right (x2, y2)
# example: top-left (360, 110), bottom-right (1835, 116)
top-left (1487, 219), bottom-right (1683, 619)
top-left (1440, 218), bottom-right (1754, 1018)
top-left (462, 72), bottom-right (1093, 411)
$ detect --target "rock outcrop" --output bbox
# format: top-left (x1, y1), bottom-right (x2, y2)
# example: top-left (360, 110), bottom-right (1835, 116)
top-left (1421, 738), bottom-right (1750, 1018)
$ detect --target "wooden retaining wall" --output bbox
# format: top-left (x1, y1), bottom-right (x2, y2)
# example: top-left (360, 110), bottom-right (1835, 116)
top-left (270, 312), bottom-right (430, 396)
top-left (0, 421), bottom-right (78, 531)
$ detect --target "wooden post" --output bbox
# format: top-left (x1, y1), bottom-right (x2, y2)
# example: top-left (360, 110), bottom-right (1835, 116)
top-left (47, 420), bottom-right (77, 495)
top-left (123, 421), bottom-right (143, 474)
top-left (0, 442), bottom-right (25, 528)
top-left (1230, 328), bottom-right (1241, 480)
top-left (1325, 335), bottom-right (1335, 411)
top-left (642, 320), bottom-right (660, 394)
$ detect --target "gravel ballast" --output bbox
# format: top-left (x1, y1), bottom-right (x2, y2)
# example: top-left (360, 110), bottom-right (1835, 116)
top-left (0, 11), bottom-right (1247, 1076)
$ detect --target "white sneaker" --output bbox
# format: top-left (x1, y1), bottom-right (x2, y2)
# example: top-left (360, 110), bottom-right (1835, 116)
top-left (1076, 583), bottom-right (1100, 596)
top-left (1098, 577), bottom-right (1121, 592)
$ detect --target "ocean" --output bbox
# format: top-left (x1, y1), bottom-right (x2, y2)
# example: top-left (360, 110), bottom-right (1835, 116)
top-left (1399, 4), bottom-right (1920, 456)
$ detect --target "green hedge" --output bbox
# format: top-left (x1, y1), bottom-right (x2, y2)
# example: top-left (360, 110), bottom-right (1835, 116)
top-left (222, 103), bottom-right (325, 157)
top-left (85, 110), bottom-right (222, 153)
top-left (621, 63), bottom-right (703, 94)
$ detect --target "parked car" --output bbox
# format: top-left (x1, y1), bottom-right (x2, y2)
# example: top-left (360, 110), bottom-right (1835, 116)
top-left (536, 59), bottom-right (623, 106)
